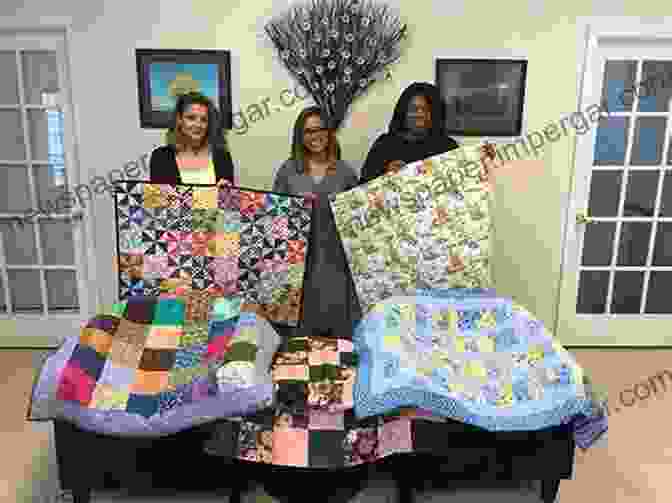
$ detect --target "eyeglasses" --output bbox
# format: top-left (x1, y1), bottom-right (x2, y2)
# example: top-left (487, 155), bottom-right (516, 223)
top-left (304, 128), bottom-right (328, 136)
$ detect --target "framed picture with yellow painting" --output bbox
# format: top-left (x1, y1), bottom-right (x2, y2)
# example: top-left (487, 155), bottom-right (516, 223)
top-left (135, 48), bottom-right (232, 130)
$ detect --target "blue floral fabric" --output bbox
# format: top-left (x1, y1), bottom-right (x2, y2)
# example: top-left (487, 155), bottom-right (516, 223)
top-left (353, 289), bottom-right (608, 446)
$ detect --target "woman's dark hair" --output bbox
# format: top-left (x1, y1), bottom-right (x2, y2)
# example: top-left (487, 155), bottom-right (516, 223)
top-left (387, 82), bottom-right (447, 137)
top-left (290, 106), bottom-right (341, 174)
top-left (172, 91), bottom-right (226, 151)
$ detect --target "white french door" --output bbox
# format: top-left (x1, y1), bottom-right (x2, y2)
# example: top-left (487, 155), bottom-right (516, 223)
top-left (557, 21), bottom-right (672, 346)
top-left (0, 29), bottom-right (95, 347)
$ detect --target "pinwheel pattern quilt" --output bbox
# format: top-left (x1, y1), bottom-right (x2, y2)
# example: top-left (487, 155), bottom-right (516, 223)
top-left (114, 181), bottom-right (313, 327)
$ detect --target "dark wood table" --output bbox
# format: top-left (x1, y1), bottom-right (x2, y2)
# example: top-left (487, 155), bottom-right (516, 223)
top-left (54, 419), bottom-right (573, 503)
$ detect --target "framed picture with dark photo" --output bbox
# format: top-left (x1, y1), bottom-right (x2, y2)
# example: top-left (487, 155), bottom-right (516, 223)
top-left (436, 58), bottom-right (528, 137)
top-left (135, 49), bottom-right (232, 129)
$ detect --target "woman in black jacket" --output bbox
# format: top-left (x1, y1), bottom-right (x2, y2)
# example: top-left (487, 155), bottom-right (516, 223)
top-left (149, 91), bottom-right (235, 186)
top-left (359, 82), bottom-right (460, 184)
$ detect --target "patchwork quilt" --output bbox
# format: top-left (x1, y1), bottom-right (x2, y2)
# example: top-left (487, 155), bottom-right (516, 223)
top-left (330, 144), bottom-right (493, 316)
top-left (204, 310), bottom-right (605, 469)
top-left (28, 295), bottom-right (281, 437)
top-left (352, 289), bottom-right (608, 445)
top-left (206, 332), bottom-right (420, 467)
top-left (114, 181), bottom-right (313, 327)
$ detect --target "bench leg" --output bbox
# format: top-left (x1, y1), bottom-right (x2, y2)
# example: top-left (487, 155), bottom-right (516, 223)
top-left (541, 479), bottom-right (560, 503)
top-left (71, 488), bottom-right (92, 503)
top-left (396, 478), bottom-right (413, 503)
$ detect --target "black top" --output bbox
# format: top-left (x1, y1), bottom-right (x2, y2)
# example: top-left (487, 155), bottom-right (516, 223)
top-left (148, 144), bottom-right (235, 184)
top-left (359, 82), bottom-right (460, 184)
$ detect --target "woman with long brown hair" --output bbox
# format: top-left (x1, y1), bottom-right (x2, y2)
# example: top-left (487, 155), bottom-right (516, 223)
top-left (149, 91), bottom-right (235, 186)
top-left (271, 106), bottom-right (360, 338)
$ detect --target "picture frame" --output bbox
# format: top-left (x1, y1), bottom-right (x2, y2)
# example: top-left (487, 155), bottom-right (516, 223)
top-left (135, 49), bottom-right (232, 130)
top-left (435, 58), bottom-right (528, 137)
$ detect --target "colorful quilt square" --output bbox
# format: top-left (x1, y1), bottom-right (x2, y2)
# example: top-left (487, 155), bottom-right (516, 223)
top-left (56, 362), bottom-right (96, 405)
top-left (85, 314), bottom-right (121, 335)
top-left (138, 348), bottom-right (176, 371)
top-left (99, 359), bottom-right (136, 389)
top-left (208, 318), bottom-right (238, 340)
top-left (272, 429), bottom-right (309, 466)
top-left (69, 344), bottom-right (106, 381)
top-left (378, 418), bottom-right (413, 456)
top-left (308, 409), bottom-right (345, 430)
top-left (153, 298), bottom-right (185, 325)
top-left (79, 328), bottom-right (113, 356)
top-left (174, 343), bottom-right (208, 369)
top-left (210, 296), bottom-right (241, 321)
top-left (206, 334), bottom-right (234, 361)
top-left (108, 339), bottom-right (144, 368)
top-left (192, 187), bottom-right (218, 209)
top-left (179, 322), bottom-right (209, 347)
top-left (124, 296), bottom-right (157, 324)
top-left (114, 318), bottom-right (149, 347)
top-left (183, 290), bottom-right (212, 322)
top-left (119, 254), bottom-right (143, 280)
top-left (143, 255), bottom-right (169, 279)
top-left (126, 393), bottom-right (160, 418)
top-left (89, 383), bottom-right (130, 411)
top-left (145, 326), bottom-right (182, 349)
top-left (191, 231), bottom-right (213, 255)
top-left (209, 232), bottom-right (240, 258)
top-left (130, 369), bottom-right (170, 394)
top-left (308, 430), bottom-right (346, 467)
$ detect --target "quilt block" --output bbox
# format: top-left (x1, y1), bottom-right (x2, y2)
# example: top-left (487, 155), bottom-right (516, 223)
top-left (28, 295), bottom-right (281, 437)
top-left (114, 181), bottom-right (313, 327)
top-left (330, 144), bottom-right (493, 315)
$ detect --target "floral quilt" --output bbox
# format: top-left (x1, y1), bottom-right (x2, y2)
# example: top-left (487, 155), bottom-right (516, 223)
top-left (28, 295), bottom-right (280, 437)
top-left (114, 181), bottom-right (313, 326)
top-left (352, 289), bottom-right (608, 445)
top-left (330, 144), bottom-right (493, 315)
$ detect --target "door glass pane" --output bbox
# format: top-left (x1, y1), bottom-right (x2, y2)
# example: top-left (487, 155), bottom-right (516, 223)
top-left (0, 51), bottom-right (19, 104)
top-left (0, 165), bottom-right (31, 213)
top-left (7, 269), bottom-right (42, 313)
top-left (630, 117), bottom-right (666, 166)
top-left (646, 272), bottom-right (672, 314)
top-left (27, 109), bottom-right (66, 185)
top-left (33, 165), bottom-right (68, 215)
top-left (617, 222), bottom-right (652, 267)
top-left (0, 222), bottom-right (37, 265)
top-left (594, 117), bottom-right (630, 165)
top-left (660, 171), bottom-right (672, 217)
top-left (637, 61), bottom-right (672, 113)
top-left (581, 222), bottom-right (616, 266)
top-left (45, 270), bottom-right (77, 312)
top-left (27, 109), bottom-right (50, 162)
top-left (576, 270), bottom-right (609, 314)
top-left (623, 170), bottom-right (659, 216)
top-left (40, 220), bottom-right (74, 265)
top-left (652, 222), bottom-right (672, 266)
top-left (601, 60), bottom-right (637, 112)
top-left (611, 271), bottom-right (644, 314)
top-left (587, 171), bottom-right (622, 217)
top-left (21, 51), bottom-right (59, 106)
top-left (0, 110), bottom-right (25, 161)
